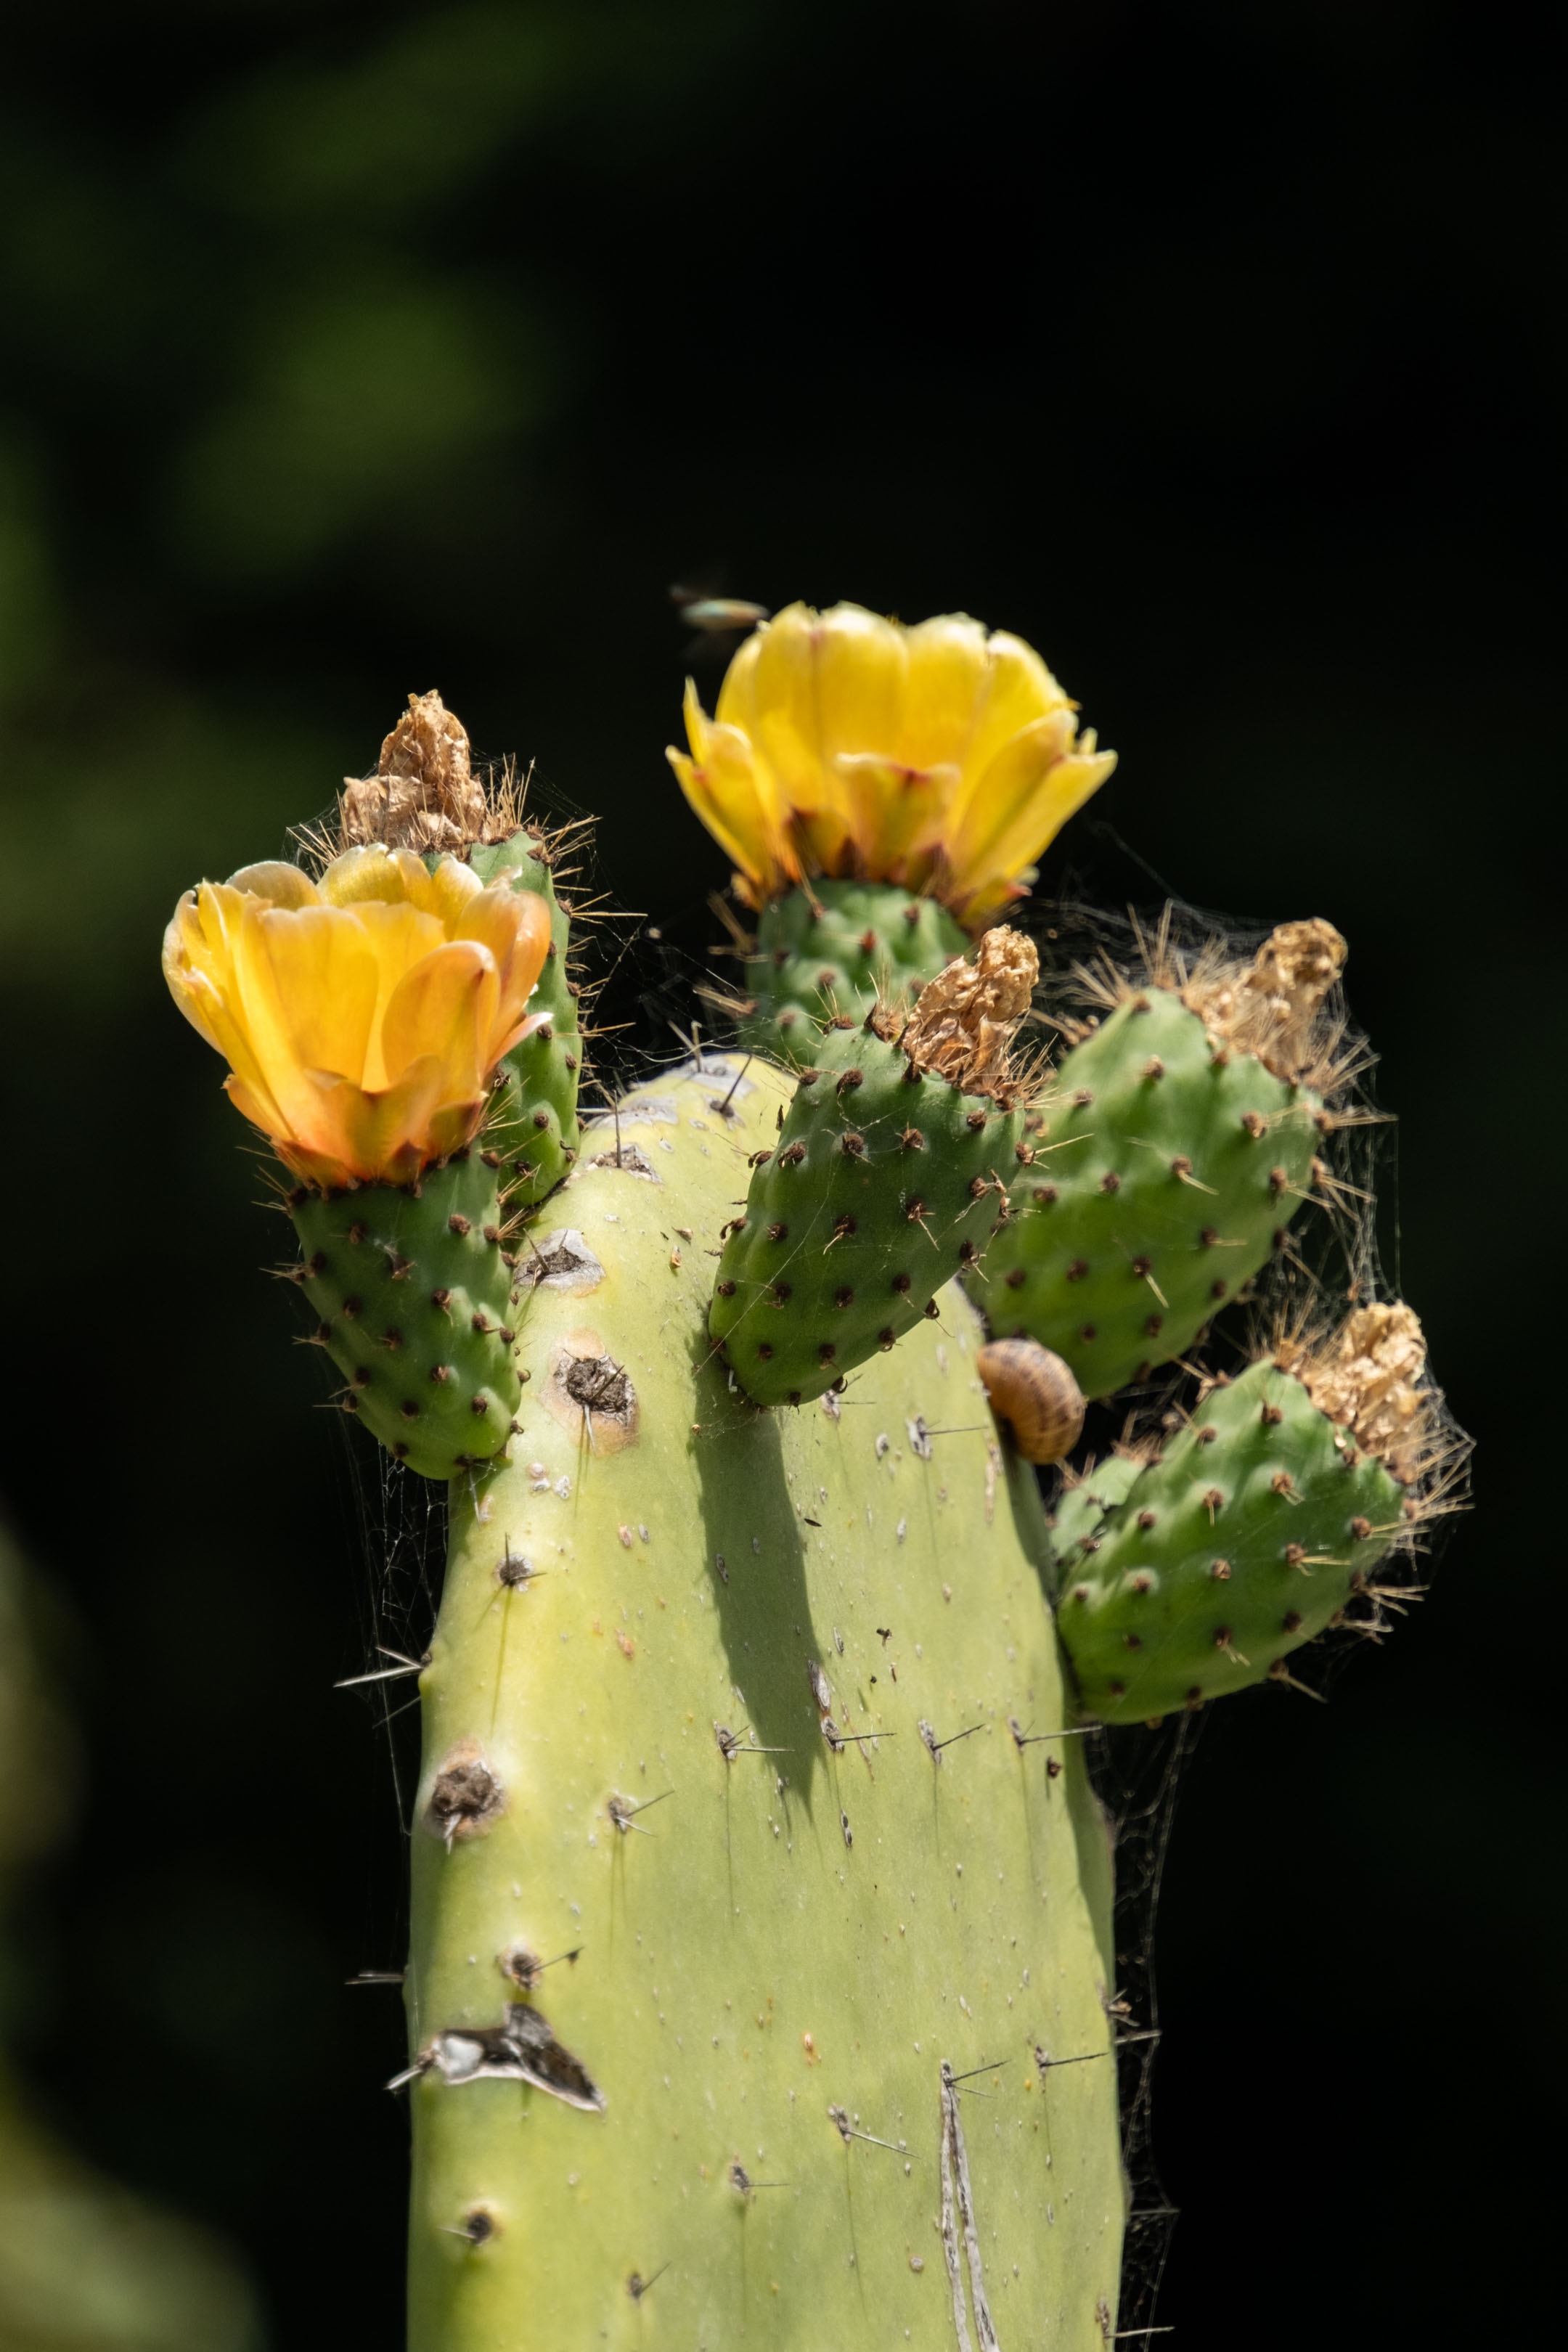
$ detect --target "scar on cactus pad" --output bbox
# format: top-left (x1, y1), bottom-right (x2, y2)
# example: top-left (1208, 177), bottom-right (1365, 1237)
top-left (160, 616), bottom-right (1467, 2352)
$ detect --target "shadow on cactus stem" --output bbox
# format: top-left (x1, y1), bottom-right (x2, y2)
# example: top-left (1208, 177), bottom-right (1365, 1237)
top-left (687, 1371), bottom-right (828, 1805)
top-left (0, 1522), bottom-right (264, 2352)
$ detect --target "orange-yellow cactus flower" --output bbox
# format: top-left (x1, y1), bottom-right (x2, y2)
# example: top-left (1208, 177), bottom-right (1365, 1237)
top-left (666, 602), bottom-right (1116, 928)
top-left (163, 846), bottom-right (552, 1189)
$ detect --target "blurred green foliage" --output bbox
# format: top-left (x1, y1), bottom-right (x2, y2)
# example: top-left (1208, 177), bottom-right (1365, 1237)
top-left (0, 1), bottom-right (1560, 2345)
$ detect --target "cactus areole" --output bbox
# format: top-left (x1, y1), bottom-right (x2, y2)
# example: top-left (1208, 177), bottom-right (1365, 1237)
top-left (163, 634), bottom-right (1461, 2349)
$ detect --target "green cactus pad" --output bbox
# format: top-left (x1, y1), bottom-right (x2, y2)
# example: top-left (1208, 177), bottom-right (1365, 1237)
top-left (981, 986), bottom-right (1320, 1397)
top-left (468, 833), bottom-right (583, 1209)
top-left (1049, 1451), bottom-right (1143, 1570)
top-left (407, 1055), bottom-right (1124, 2349)
top-left (291, 1153), bottom-right (523, 1480)
top-left (739, 880), bottom-right (968, 1061)
top-left (1054, 1356), bottom-right (1407, 1722)
top-left (709, 1021), bottom-right (1024, 1409)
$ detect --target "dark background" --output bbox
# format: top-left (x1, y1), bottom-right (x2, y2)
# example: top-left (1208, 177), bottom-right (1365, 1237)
top-left (0, 1), bottom-right (1561, 2343)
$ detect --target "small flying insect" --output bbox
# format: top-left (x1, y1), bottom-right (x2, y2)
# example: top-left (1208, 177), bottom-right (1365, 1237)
top-left (669, 583), bottom-right (769, 662)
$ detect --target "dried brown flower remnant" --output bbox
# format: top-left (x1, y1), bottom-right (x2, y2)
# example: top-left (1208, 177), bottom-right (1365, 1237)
top-left (1184, 918), bottom-right (1347, 1085)
top-left (898, 926), bottom-right (1039, 1103)
top-left (1291, 1302), bottom-right (1429, 1485)
top-left (340, 690), bottom-right (508, 854)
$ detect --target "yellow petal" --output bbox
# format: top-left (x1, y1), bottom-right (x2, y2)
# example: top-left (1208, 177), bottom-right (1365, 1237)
top-left (945, 736), bottom-right (1118, 921)
top-left (712, 626), bottom-right (764, 734)
top-left (253, 905), bottom-right (381, 1087)
top-left (896, 615), bottom-right (992, 772)
top-left (667, 681), bottom-right (795, 903)
top-left (226, 861), bottom-right (320, 909)
top-left (343, 900), bottom-right (449, 1087)
top-left (380, 940), bottom-right (498, 1095)
top-left (222, 897), bottom-right (339, 1145)
top-left (454, 883), bottom-right (552, 1053)
top-left (947, 634), bottom-right (1071, 837)
top-left (316, 844), bottom-right (433, 909)
top-left (419, 852), bottom-right (484, 928)
top-left (813, 605), bottom-right (909, 770)
top-left (746, 603), bottom-right (834, 819)
top-left (836, 756), bottom-right (957, 878)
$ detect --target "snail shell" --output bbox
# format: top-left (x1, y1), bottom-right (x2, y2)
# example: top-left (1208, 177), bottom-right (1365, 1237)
top-left (976, 1338), bottom-right (1085, 1465)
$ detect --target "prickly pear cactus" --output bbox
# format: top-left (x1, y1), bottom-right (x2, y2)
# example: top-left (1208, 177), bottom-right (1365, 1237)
top-left (289, 1152), bottom-right (522, 1480)
top-left (406, 1057), bottom-right (1125, 2348)
top-left (163, 629), bottom-right (1465, 2352)
top-left (982, 923), bottom-right (1346, 1397)
top-left (470, 833), bottom-right (583, 1208)
top-left (1051, 1315), bottom-right (1431, 1723)
top-left (738, 881), bottom-right (969, 1059)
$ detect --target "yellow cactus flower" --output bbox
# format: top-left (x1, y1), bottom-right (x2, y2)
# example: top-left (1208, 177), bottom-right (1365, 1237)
top-left (163, 846), bottom-right (551, 1189)
top-left (666, 602), bottom-right (1116, 927)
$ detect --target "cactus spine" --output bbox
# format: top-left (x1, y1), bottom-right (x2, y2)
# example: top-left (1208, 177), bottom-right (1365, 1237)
top-left (405, 1058), bottom-right (1125, 2346)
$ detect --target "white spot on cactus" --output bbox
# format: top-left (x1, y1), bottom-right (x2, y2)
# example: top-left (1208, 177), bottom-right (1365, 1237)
top-left (875, 1432), bottom-right (889, 1457)
top-left (555, 1477), bottom-right (571, 1499)
top-left (897, 1519), bottom-right (907, 1542)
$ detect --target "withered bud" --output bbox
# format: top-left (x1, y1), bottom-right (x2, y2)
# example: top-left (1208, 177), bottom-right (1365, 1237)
top-left (897, 926), bottom-right (1038, 1105)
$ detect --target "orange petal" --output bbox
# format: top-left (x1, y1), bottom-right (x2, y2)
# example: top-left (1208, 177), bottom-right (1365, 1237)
top-left (455, 883), bottom-right (551, 1050)
top-left (254, 905), bottom-right (382, 1087)
top-left (380, 940), bottom-right (498, 1095)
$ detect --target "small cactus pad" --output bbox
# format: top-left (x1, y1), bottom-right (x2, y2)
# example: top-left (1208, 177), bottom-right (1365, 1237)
top-left (468, 833), bottom-right (582, 1208)
top-left (982, 984), bottom-right (1321, 1396)
top-left (291, 1153), bottom-right (523, 1479)
top-left (739, 879), bottom-right (968, 1061)
top-left (1049, 1451), bottom-right (1144, 1567)
top-left (1054, 1345), bottom-right (1419, 1722)
top-left (712, 930), bottom-right (1037, 1408)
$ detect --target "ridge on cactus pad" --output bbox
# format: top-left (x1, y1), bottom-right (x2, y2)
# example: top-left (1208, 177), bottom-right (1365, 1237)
top-left (981, 920), bottom-right (1347, 1397)
top-left (711, 927), bottom-right (1038, 1407)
